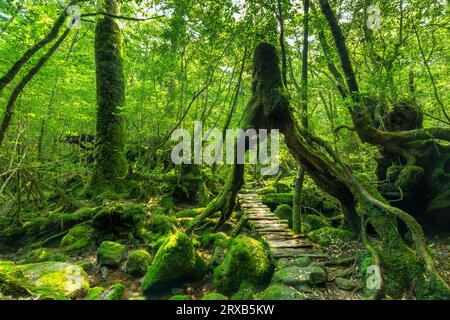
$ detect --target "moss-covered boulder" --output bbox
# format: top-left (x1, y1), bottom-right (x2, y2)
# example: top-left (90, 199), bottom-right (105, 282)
top-left (16, 261), bottom-right (89, 298)
top-left (272, 266), bottom-right (327, 287)
top-left (23, 248), bottom-right (68, 264)
top-left (258, 283), bottom-right (304, 300)
top-left (261, 193), bottom-right (293, 210)
top-left (60, 224), bottom-right (95, 253)
top-left (125, 249), bottom-right (152, 277)
top-left (97, 241), bottom-right (125, 268)
top-left (202, 293), bottom-right (228, 300)
top-left (274, 204), bottom-right (293, 227)
top-left (213, 235), bottom-right (273, 295)
top-left (141, 233), bottom-right (207, 297)
top-left (308, 227), bottom-right (356, 246)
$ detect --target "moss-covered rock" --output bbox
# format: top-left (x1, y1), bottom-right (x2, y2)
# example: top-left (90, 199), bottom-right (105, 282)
top-left (87, 286), bottom-right (105, 300)
top-left (307, 227), bottom-right (356, 246)
top-left (258, 283), bottom-right (304, 300)
top-left (101, 283), bottom-right (125, 300)
top-left (60, 224), bottom-right (95, 253)
top-left (23, 248), bottom-right (68, 264)
top-left (125, 249), bottom-right (152, 277)
top-left (202, 293), bottom-right (229, 300)
top-left (261, 193), bottom-right (293, 210)
top-left (141, 233), bottom-right (207, 296)
top-left (335, 277), bottom-right (361, 291)
top-left (213, 235), bottom-right (273, 295)
top-left (97, 241), bottom-right (125, 268)
top-left (16, 261), bottom-right (89, 298)
top-left (230, 281), bottom-right (256, 300)
top-left (276, 256), bottom-right (312, 269)
top-left (274, 204), bottom-right (293, 227)
top-left (272, 266), bottom-right (327, 287)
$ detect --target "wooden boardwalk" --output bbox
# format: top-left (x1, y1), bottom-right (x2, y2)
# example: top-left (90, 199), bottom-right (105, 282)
top-left (238, 191), bottom-right (325, 259)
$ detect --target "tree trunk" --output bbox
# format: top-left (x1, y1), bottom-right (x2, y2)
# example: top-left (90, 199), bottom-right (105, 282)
top-left (86, 0), bottom-right (127, 195)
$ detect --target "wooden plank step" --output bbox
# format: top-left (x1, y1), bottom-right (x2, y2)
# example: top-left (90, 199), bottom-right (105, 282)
top-left (258, 230), bottom-right (293, 236)
top-left (266, 240), bottom-right (313, 249)
top-left (248, 215), bottom-right (280, 222)
top-left (262, 234), bottom-right (297, 241)
top-left (271, 248), bottom-right (326, 259)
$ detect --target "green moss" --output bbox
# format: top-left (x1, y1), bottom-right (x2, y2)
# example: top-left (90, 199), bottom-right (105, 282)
top-left (304, 215), bottom-right (331, 232)
top-left (0, 262), bottom-right (34, 298)
top-left (141, 233), bottom-right (207, 297)
top-left (97, 241), bottom-right (125, 268)
top-left (60, 224), bottom-right (95, 253)
top-left (87, 287), bottom-right (105, 300)
top-left (159, 197), bottom-right (175, 212)
top-left (261, 193), bottom-right (293, 210)
top-left (102, 283), bottom-right (125, 300)
top-left (274, 204), bottom-right (293, 227)
top-left (213, 235), bottom-right (273, 295)
top-left (175, 208), bottom-right (201, 219)
top-left (169, 294), bottom-right (190, 300)
top-left (273, 178), bottom-right (295, 193)
top-left (211, 234), bottom-right (233, 266)
top-left (307, 227), bottom-right (356, 246)
top-left (143, 214), bottom-right (176, 244)
top-left (397, 166), bottom-right (424, 190)
top-left (93, 204), bottom-right (146, 229)
top-left (230, 281), bottom-right (256, 300)
top-left (23, 248), bottom-right (68, 263)
top-left (202, 293), bottom-right (229, 300)
top-left (126, 249), bottom-right (152, 277)
top-left (258, 283), bottom-right (304, 300)
top-left (16, 261), bottom-right (89, 298)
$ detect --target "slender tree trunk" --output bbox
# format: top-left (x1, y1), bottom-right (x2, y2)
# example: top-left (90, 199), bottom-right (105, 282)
top-left (86, 0), bottom-right (127, 195)
top-left (0, 28), bottom-right (71, 148)
top-left (293, 0), bottom-right (311, 234)
top-left (0, 1), bottom-right (79, 92)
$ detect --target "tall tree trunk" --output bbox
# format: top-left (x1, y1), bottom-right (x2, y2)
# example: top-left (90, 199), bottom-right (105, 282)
top-left (86, 0), bottom-right (127, 195)
top-left (292, 0), bottom-right (311, 234)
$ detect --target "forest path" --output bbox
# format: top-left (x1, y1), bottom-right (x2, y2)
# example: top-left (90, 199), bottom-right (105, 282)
top-left (238, 191), bottom-right (326, 260)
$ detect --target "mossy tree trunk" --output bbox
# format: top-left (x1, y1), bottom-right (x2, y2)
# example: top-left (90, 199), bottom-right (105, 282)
top-left (292, 0), bottom-right (310, 234)
top-left (87, 0), bottom-right (127, 196)
top-left (189, 42), bottom-right (448, 299)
